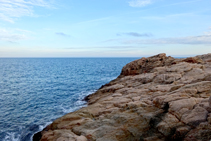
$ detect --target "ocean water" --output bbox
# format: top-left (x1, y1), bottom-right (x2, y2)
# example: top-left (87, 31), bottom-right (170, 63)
top-left (0, 58), bottom-right (138, 141)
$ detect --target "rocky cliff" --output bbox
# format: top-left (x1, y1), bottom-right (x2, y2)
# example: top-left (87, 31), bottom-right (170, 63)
top-left (34, 53), bottom-right (211, 141)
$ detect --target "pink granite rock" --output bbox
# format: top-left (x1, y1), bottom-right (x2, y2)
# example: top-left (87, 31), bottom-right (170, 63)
top-left (34, 53), bottom-right (211, 141)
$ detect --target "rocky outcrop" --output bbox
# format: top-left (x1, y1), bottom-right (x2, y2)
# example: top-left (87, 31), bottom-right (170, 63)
top-left (34, 53), bottom-right (211, 141)
top-left (120, 53), bottom-right (204, 76)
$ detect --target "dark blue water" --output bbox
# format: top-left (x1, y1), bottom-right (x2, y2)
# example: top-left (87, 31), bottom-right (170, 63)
top-left (0, 58), bottom-right (138, 141)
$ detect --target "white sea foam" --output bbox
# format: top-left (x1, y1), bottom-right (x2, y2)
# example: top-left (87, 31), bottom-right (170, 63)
top-left (60, 102), bottom-right (86, 114)
top-left (39, 121), bottom-right (52, 131)
top-left (28, 122), bottom-right (53, 141)
top-left (3, 132), bottom-right (20, 141)
top-left (3, 90), bottom-right (98, 141)
top-left (60, 105), bottom-right (78, 113)
top-left (60, 90), bottom-right (96, 114)
top-left (100, 76), bottom-right (116, 82)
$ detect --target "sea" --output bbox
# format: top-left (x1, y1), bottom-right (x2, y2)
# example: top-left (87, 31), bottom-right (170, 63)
top-left (0, 58), bottom-right (138, 141)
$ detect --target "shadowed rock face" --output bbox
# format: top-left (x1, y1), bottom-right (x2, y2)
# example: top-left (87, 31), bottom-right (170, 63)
top-left (34, 53), bottom-right (211, 141)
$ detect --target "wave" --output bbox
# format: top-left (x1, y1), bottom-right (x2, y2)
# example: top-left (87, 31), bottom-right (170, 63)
top-left (3, 132), bottom-right (20, 141)
top-left (31, 90), bottom-right (96, 140)
top-left (3, 122), bottom-right (52, 141)
top-left (100, 76), bottom-right (117, 82)
top-left (38, 122), bottom-right (52, 131)
top-left (60, 90), bottom-right (96, 114)
top-left (2, 89), bottom-right (97, 141)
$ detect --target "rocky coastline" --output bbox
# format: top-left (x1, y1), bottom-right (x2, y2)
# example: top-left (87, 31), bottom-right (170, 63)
top-left (33, 53), bottom-right (211, 141)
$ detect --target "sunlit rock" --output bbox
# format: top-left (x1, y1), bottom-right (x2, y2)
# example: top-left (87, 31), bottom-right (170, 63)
top-left (34, 53), bottom-right (211, 141)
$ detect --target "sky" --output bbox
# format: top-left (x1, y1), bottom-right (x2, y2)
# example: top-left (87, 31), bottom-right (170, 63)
top-left (0, 0), bottom-right (211, 57)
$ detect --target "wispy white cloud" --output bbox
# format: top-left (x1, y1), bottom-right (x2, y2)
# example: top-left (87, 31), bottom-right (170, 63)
top-left (140, 12), bottom-right (195, 20)
top-left (117, 32), bottom-right (153, 37)
top-left (205, 27), bottom-right (211, 35)
top-left (64, 46), bottom-right (141, 50)
top-left (55, 32), bottom-right (71, 37)
top-left (128, 0), bottom-right (201, 10)
top-left (0, 28), bottom-right (30, 42)
top-left (75, 17), bottom-right (111, 25)
top-left (161, 0), bottom-right (201, 7)
top-left (129, 0), bottom-right (152, 7)
top-left (204, 32), bottom-right (211, 36)
top-left (0, 0), bottom-right (53, 23)
top-left (105, 31), bottom-right (211, 45)
top-left (121, 35), bottom-right (211, 45)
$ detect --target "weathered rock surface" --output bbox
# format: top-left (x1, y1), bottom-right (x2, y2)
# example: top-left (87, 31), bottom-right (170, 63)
top-left (34, 53), bottom-right (211, 141)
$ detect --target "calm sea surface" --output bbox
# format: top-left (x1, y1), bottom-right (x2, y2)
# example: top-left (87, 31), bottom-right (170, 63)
top-left (0, 58), bottom-right (138, 141)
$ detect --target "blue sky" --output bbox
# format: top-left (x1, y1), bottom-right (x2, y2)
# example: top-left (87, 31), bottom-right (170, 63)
top-left (0, 0), bottom-right (211, 57)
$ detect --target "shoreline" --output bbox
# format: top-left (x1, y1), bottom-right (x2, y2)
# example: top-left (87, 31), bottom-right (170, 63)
top-left (34, 53), bottom-right (211, 141)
